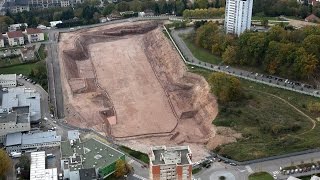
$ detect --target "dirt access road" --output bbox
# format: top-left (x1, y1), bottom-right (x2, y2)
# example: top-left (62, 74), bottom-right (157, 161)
top-left (58, 21), bottom-right (230, 160)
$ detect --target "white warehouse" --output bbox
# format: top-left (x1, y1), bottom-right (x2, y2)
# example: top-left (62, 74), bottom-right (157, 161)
top-left (224, 0), bottom-right (253, 36)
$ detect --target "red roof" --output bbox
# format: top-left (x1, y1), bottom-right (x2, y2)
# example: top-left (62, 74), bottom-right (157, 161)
top-left (305, 14), bottom-right (320, 22)
top-left (25, 28), bottom-right (43, 34)
top-left (7, 31), bottom-right (24, 38)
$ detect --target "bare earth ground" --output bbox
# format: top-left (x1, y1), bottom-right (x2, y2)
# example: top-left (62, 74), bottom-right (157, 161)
top-left (58, 21), bottom-right (233, 160)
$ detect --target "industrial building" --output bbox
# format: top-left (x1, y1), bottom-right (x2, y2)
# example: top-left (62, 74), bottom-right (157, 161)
top-left (0, 86), bottom-right (41, 143)
top-left (224, 0), bottom-right (253, 36)
top-left (30, 151), bottom-right (58, 180)
top-left (0, 74), bottom-right (16, 87)
top-left (5, 131), bottom-right (61, 153)
top-left (149, 146), bottom-right (193, 180)
top-left (60, 133), bottom-right (125, 180)
top-left (1, 87), bottom-right (41, 123)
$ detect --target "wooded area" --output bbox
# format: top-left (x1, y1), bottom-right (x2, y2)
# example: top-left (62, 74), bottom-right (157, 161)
top-left (194, 22), bottom-right (320, 80)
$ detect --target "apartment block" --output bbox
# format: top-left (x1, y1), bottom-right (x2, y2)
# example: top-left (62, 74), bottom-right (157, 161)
top-left (149, 146), bottom-right (193, 180)
top-left (224, 0), bottom-right (253, 36)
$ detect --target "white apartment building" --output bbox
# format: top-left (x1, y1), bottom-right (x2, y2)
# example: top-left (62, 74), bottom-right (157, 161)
top-left (6, 31), bottom-right (25, 46)
top-left (224, 0), bottom-right (253, 36)
top-left (30, 151), bottom-right (58, 180)
top-left (0, 74), bottom-right (16, 87)
top-left (24, 28), bottom-right (44, 43)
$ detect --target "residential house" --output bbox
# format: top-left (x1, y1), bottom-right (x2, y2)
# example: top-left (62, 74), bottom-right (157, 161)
top-left (6, 31), bottom-right (24, 46)
top-left (0, 34), bottom-right (4, 47)
top-left (305, 14), bottom-right (320, 22)
top-left (24, 28), bottom-right (44, 43)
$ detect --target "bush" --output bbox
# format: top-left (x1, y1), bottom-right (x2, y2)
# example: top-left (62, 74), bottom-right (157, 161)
top-left (307, 102), bottom-right (320, 113)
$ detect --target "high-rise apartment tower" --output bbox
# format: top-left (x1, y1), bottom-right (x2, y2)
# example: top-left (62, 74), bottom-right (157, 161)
top-left (224, 0), bottom-right (253, 36)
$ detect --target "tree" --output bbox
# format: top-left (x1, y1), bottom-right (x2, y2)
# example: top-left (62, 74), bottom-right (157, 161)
top-left (222, 46), bottom-right (238, 64)
top-left (194, 0), bottom-right (208, 8)
top-left (130, 0), bottom-right (142, 12)
top-left (117, 1), bottom-right (130, 12)
top-left (103, 3), bottom-right (115, 15)
top-left (208, 72), bottom-right (243, 103)
top-left (0, 149), bottom-right (11, 177)
top-left (175, 0), bottom-right (186, 16)
top-left (261, 18), bottom-right (268, 27)
top-left (16, 155), bottom-right (30, 180)
top-left (114, 159), bottom-right (128, 177)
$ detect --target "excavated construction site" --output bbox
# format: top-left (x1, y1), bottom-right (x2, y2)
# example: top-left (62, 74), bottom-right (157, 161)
top-left (58, 21), bottom-right (232, 160)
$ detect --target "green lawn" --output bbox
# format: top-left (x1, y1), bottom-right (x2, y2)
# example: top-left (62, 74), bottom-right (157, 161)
top-left (0, 61), bottom-right (40, 75)
top-left (249, 172), bottom-right (273, 180)
top-left (119, 146), bottom-right (149, 164)
top-left (181, 35), bottom-right (222, 65)
top-left (252, 16), bottom-right (280, 21)
top-left (192, 167), bottom-right (202, 174)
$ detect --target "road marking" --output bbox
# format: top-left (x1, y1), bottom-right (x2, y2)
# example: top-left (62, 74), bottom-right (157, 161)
top-left (245, 166), bottom-right (254, 173)
top-left (128, 159), bottom-right (134, 164)
top-left (133, 174), bottom-right (148, 180)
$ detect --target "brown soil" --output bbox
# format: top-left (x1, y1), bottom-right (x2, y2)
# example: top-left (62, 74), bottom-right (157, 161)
top-left (59, 21), bottom-right (224, 159)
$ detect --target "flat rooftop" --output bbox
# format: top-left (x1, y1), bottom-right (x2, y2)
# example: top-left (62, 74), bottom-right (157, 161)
top-left (61, 138), bottom-right (125, 171)
top-left (0, 87), bottom-right (41, 122)
top-left (151, 146), bottom-right (192, 165)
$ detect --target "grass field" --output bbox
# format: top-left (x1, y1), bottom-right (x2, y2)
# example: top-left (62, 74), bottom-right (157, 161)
top-left (252, 16), bottom-right (280, 21)
top-left (119, 146), bottom-right (149, 164)
top-left (189, 64), bottom-right (320, 161)
top-left (0, 61), bottom-right (40, 75)
top-left (181, 35), bottom-right (222, 65)
top-left (249, 172), bottom-right (273, 180)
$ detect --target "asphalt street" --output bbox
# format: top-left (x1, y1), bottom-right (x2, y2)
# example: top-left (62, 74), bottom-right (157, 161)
top-left (47, 31), bottom-right (64, 119)
top-left (170, 28), bottom-right (320, 98)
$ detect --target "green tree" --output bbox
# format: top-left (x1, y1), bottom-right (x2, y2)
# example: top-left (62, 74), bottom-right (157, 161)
top-left (303, 34), bottom-right (320, 59)
top-left (195, 0), bottom-right (208, 8)
top-left (16, 155), bottom-right (30, 179)
top-left (117, 1), bottom-right (130, 12)
top-left (293, 48), bottom-right (318, 79)
top-left (208, 72), bottom-right (243, 103)
top-left (130, 0), bottom-right (142, 12)
top-left (0, 149), bottom-right (11, 177)
top-left (114, 159), bottom-right (128, 177)
top-left (222, 46), bottom-right (238, 64)
top-left (175, 0), bottom-right (186, 16)
top-left (103, 3), bottom-right (116, 15)
top-left (261, 18), bottom-right (268, 27)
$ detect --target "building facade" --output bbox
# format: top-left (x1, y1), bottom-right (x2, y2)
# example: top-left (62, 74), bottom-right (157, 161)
top-left (6, 31), bottom-right (25, 46)
top-left (25, 28), bottom-right (44, 43)
top-left (5, 131), bottom-right (61, 153)
top-left (0, 34), bottom-right (4, 47)
top-left (0, 74), bottom-right (16, 87)
top-left (224, 0), bottom-right (253, 36)
top-left (149, 146), bottom-right (193, 180)
top-left (30, 151), bottom-right (58, 180)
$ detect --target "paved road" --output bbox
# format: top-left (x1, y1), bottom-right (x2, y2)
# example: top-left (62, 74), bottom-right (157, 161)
top-left (194, 162), bottom-right (249, 180)
top-left (47, 31), bottom-right (64, 119)
top-left (170, 28), bottom-right (320, 98)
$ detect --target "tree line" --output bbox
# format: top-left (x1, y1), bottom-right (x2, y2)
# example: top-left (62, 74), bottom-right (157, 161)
top-left (194, 22), bottom-right (320, 80)
top-left (183, 8), bottom-right (225, 18)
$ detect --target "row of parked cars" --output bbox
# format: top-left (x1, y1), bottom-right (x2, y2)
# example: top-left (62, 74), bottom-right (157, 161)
top-left (193, 155), bottom-right (237, 169)
top-left (281, 164), bottom-right (320, 175)
top-left (18, 74), bottom-right (37, 85)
